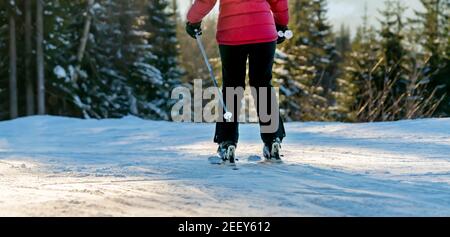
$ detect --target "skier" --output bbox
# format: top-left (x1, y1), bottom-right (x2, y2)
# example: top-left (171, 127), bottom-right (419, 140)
top-left (186, 0), bottom-right (290, 164)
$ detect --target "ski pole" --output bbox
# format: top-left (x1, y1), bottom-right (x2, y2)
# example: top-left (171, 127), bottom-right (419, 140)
top-left (195, 32), bottom-right (233, 122)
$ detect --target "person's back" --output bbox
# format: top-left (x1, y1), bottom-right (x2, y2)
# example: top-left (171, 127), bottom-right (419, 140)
top-left (187, 0), bottom-right (289, 45)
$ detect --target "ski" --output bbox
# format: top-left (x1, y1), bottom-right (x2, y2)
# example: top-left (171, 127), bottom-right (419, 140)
top-left (247, 155), bottom-right (284, 164)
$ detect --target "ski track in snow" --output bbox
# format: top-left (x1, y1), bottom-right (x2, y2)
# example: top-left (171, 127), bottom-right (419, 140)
top-left (1, 115), bottom-right (450, 216)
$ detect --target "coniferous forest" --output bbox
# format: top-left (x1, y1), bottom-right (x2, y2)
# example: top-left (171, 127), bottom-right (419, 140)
top-left (0, 0), bottom-right (449, 122)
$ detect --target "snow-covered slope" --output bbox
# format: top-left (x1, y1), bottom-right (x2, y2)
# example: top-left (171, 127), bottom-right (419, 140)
top-left (1, 116), bottom-right (450, 216)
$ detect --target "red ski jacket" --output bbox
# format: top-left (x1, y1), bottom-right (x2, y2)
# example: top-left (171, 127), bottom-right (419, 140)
top-left (187, 0), bottom-right (289, 45)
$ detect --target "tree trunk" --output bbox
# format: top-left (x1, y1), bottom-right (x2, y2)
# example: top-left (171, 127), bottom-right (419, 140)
top-left (25, 0), bottom-right (35, 115)
top-left (73, 0), bottom-right (94, 82)
top-left (9, 12), bottom-right (18, 119)
top-left (36, 0), bottom-right (45, 115)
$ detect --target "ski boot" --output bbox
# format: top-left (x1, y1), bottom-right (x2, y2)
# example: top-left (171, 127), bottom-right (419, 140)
top-left (217, 141), bottom-right (237, 165)
top-left (263, 138), bottom-right (282, 163)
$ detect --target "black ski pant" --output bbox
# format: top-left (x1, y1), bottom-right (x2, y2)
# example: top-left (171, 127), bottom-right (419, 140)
top-left (214, 41), bottom-right (286, 145)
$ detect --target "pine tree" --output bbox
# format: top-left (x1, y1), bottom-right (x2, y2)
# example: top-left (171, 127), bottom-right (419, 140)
top-left (43, 0), bottom-right (86, 117)
top-left (275, 47), bottom-right (328, 121)
top-left (0, 0), bottom-right (184, 121)
top-left (144, 0), bottom-right (183, 116)
top-left (79, 0), bottom-right (142, 118)
top-left (413, 0), bottom-right (450, 116)
top-left (331, 24), bottom-right (352, 120)
top-left (145, 0), bottom-right (182, 84)
top-left (41, 0), bottom-right (168, 119)
top-left (336, 0), bottom-right (443, 122)
top-left (274, 0), bottom-right (333, 121)
top-left (335, 5), bottom-right (384, 122)
top-left (88, 0), bottom-right (167, 119)
top-left (309, 0), bottom-right (339, 97)
top-left (335, 24), bottom-right (351, 59)
top-left (378, 0), bottom-right (409, 100)
top-left (120, 0), bottom-right (170, 119)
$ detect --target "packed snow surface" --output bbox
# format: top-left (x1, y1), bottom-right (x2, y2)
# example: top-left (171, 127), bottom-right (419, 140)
top-left (1, 116), bottom-right (450, 216)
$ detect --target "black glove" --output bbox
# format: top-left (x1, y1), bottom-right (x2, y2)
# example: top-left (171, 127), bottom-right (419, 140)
top-left (276, 24), bottom-right (288, 45)
top-left (186, 21), bottom-right (202, 39)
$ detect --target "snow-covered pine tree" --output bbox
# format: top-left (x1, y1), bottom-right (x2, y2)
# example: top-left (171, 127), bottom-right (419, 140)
top-left (42, 0), bottom-right (87, 117)
top-left (145, 0), bottom-right (182, 87)
top-left (273, 0), bottom-right (332, 121)
top-left (97, 0), bottom-right (169, 119)
top-left (143, 0), bottom-right (183, 117)
top-left (80, 0), bottom-right (139, 118)
top-left (42, 0), bottom-right (170, 120)
top-left (274, 48), bottom-right (322, 121)
top-left (41, 0), bottom-right (129, 118)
